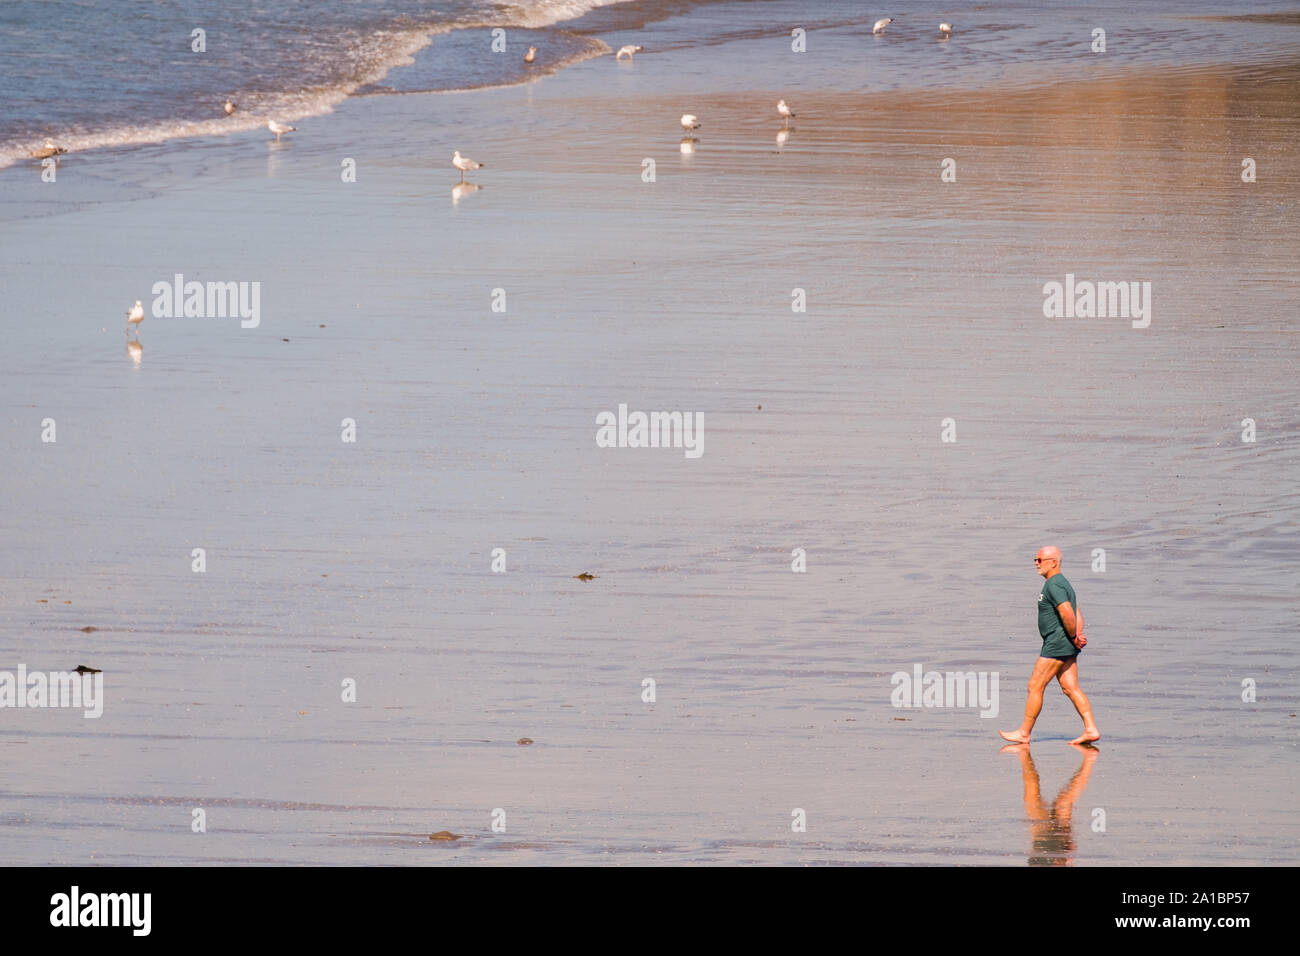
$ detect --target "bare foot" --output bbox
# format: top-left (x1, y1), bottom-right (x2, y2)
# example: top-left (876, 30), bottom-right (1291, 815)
top-left (999, 730), bottom-right (1030, 743)
top-left (1070, 730), bottom-right (1101, 745)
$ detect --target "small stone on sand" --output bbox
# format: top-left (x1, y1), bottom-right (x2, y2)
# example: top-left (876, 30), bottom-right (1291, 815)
top-left (429, 830), bottom-right (463, 841)
top-left (517, 737), bottom-right (533, 745)
top-left (574, 572), bottom-right (596, 581)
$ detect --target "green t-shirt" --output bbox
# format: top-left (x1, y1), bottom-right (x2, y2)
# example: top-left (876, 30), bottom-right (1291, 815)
top-left (1037, 573), bottom-right (1079, 658)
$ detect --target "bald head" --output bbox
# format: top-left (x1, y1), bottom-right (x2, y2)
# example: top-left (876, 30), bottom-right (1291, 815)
top-left (1035, 546), bottom-right (1062, 577)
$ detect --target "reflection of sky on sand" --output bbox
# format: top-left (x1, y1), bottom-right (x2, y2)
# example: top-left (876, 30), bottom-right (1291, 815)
top-left (0, 12), bottom-right (1295, 865)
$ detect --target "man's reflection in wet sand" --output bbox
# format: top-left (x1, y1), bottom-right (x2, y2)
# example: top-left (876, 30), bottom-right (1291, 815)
top-left (1001, 743), bottom-right (1099, 866)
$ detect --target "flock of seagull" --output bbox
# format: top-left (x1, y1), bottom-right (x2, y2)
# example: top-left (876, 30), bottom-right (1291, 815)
top-left (874, 18), bottom-right (954, 38)
top-left (447, 21), bottom-right (956, 183)
top-left (36, 18), bottom-right (954, 179)
top-left (54, 13), bottom-right (961, 333)
top-left (37, 19), bottom-right (956, 183)
top-left (112, 15), bottom-right (960, 331)
top-left (33, 19), bottom-right (954, 171)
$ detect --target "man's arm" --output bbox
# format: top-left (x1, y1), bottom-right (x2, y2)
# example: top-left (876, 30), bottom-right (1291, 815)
top-left (1056, 602), bottom-right (1078, 639)
top-left (1057, 602), bottom-right (1086, 648)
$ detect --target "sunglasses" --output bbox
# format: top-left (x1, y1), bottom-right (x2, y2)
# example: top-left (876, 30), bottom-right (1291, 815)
top-left (1034, 558), bottom-right (1057, 564)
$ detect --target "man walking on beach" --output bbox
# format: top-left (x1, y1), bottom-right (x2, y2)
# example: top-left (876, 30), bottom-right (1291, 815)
top-left (1000, 546), bottom-right (1101, 746)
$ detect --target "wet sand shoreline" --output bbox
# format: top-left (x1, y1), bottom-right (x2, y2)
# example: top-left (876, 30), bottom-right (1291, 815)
top-left (0, 26), bottom-right (1296, 865)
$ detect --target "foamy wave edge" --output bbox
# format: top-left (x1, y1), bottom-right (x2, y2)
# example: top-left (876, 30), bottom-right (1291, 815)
top-left (0, 0), bottom-right (632, 171)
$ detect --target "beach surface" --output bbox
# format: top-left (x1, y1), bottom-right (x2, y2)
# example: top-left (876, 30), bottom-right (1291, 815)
top-left (1, 1), bottom-right (1297, 865)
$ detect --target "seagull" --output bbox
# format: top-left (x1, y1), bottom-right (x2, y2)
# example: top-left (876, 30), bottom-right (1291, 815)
top-left (29, 139), bottom-right (66, 159)
top-left (524, 46), bottom-right (536, 64)
top-left (680, 113), bottom-right (701, 130)
top-left (267, 120), bottom-right (296, 142)
top-left (452, 150), bottom-right (483, 182)
top-left (939, 22), bottom-right (953, 39)
top-left (616, 44), bottom-right (643, 60)
top-left (126, 300), bottom-right (144, 338)
top-left (224, 99), bottom-right (236, 116)
top-left (873, 17), bottom-right (894, 35)
top-left (777, 99), bottom-right (795, 121)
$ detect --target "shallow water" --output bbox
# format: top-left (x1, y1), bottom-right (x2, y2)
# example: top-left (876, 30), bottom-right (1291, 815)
top-left (0, 2), bottom-right (1297, 865)
top-left (6, 0), bottom-right (1300, 166)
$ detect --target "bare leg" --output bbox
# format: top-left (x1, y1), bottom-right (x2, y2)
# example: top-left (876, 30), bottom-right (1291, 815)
top-left (1056, 658), bottom-right (1100, 744)
top-left (1000, 656), bottom-right (1063, 743)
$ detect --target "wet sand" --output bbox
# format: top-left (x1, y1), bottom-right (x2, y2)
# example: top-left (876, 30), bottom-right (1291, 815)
top-left (0, 30), bottom-right (1296, 864)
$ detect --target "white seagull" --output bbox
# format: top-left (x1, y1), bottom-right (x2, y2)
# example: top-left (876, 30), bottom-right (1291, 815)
top-left (524, 46), bottom-right (536, 64)
top-left (777, 99), bottom-right (795, 121)
top-left (873, 17), bottom-right (894, 35)
top-left (126, 300), bottom-right (144, 338)
top-left (939, 22), bottom-right (953, 39)
top-left (452, 150), bottom-right (483, 182)
top-left (267, 120), bottom-right (296, 142)
top-left (30, 139), bottom-right (66, 159)
top-left (224, 99), bottom-right (237, 116)
top-left (680, 113), bottom-right (701, 130)
top-left (616, 44), bottom-right (643, 60)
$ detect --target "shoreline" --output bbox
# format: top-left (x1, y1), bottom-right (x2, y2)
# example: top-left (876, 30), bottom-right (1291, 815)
top-left (6, 52), bottom-right (1300, 201)
top-left (7, 0), bottom-right (1300, 174)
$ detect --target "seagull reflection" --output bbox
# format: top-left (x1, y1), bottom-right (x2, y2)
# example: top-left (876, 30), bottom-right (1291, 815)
top-left (680, 136), bottom-right (697, 155)
top-left (1000, 742), bottom-right (1099, 866)
top-left (452, 181), bottom-right (482, 205)
top-left (126, 339), bottom-right (143, 367)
